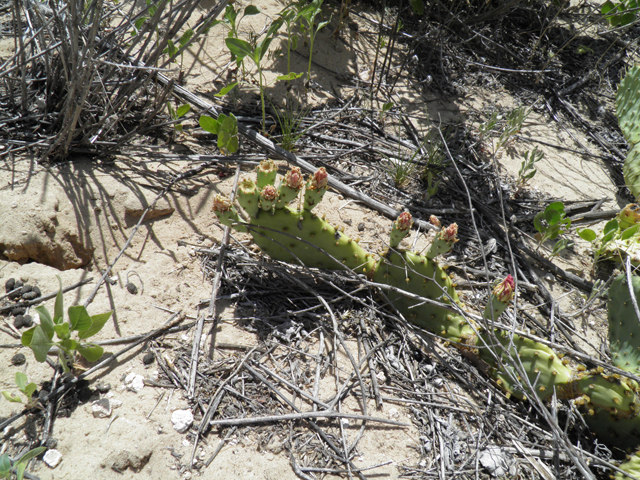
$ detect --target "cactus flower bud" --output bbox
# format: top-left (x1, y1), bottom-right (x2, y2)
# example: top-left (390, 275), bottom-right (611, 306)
top-left (309, 167), bottom-right (329, 190)
top-left (213, 194), bottom-right (232, 213)
top-left (618, 204), bottom-right (640, 230)
top-left (284, 167), bottom-right (304, 190)
top-left (493, 275), bottom-right (515, 303)
top-left (439, 223), bottom-right (459, 243)
top-left (429, 215), bottom-right (441, 228)
top-left (261, 185), bottom-right (278, 201)
top-left (395, 212), bottom-right (413, 231)
top-left (256, 159), bottom-right (278, 189)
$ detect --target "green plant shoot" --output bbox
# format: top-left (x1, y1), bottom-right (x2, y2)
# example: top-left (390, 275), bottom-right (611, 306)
top-left (21, 277), bottom-right (112, 373)
top-left (2, 373), bottom-right (38, 409)
top-left (0, 447), bottom-right (47, 480)
top-left (199, 112), bottom-right (239, 155)
top-left (534, 201), bottom-right (572, 254)
top-left (296, 0), bottom-right (331, 86)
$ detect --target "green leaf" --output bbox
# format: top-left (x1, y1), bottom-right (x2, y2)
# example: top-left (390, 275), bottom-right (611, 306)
top-left (59, 338), bottom-right (78, 354)
top-left (179, 28), bottom-right (194, 48)
top-left (16, 462), bottom-right (26, 480)
top-left (621, 224), bottom-right (640, 240)
top-left (243, 5), bottom-right (260, 16)
top-left (544, 208), bottom-right (561, 226)
top-left (21, 327), bottom-right (36, 347)
top-left (54, 276), bottom-right (64, 324)
top-left (277, 72), bottom-right (304, 81)
top-left (0, 454), bottom-right (11, 473)
top-left (29, 326), bottom-right (54, 363)
top-left (176, 104), bottom-right (191, 118)
top-left (2, 391), bottom-right (24, 403)
top-left (603, 218), bottom-right (619, 236)
top-left (167, 102), bottom-right (176, 119)
top-left (15, 372), bottom-right (28, 391)
top-left (317, 19), bottom-right (331, 31)
top-left (577, 228), bottom-right (596, 242)
top-left (54, 323), bottom-right (70, 340)
top-left (34, 306), bottom-right (55, 341)
top-left (225, 38), bottom-right (254, 60)
top-left (14, 447), bottom-right (46, 467)
top-left (199, 115), bottom-right (220, 134)
top-left (22, 383), bottom-right (37, 399)
top-left (77, 343), bottom-right (104, 363)
top-left (78, 311), bottom-right (112, 340)
top-left (533, 212), bottom-right (544, 233)
top-left (546, 201), bottom-right (565, 214)
top-left (215, 82), bottom-right (238, 97)
top-left (68, 305), bottom-right (92, 332)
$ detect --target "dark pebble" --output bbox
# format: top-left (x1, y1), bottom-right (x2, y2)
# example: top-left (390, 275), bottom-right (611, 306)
top-left (142, 352), bottom-right (155, 365)
top-left (5, 278), bottom-right (15, 292)
top-left (95, 382), bottom-right (111, 394)
top-left (11, 353), bottom-right (26, 366)
top-left (22, 291), bottom-right (38, 301)
top-left (125, 282), bottom-right (138, 295)
top-left (357, 223), bottom-right (365, 232)
top-left (11, 306), bottom-right (26, 316)
top-left (44, 438), bottom-right (58, 449)
top-left (20, 285), bottom-right (32, 295)
top-left (22, 315), bottom-right (34, 328)
top-left (13, 315), bottom-right (25, 329)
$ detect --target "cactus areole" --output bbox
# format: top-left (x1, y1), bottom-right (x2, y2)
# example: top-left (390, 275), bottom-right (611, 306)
top-left (212, 163), bottom-right (640, 464)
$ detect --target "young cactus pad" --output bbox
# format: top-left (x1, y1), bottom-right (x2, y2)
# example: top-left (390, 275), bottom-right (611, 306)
top-left (616, 65), bottom-right (640, 199)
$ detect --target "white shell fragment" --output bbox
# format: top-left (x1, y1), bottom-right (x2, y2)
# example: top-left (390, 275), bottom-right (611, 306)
top-left (92, 398), bottom-right (112, 418)
top-left (124, 373), bottom-right (145, 393)
top-left (43, 449), bottom-right (63, 468)
top-left (171, 409), bottom-right (194, 433)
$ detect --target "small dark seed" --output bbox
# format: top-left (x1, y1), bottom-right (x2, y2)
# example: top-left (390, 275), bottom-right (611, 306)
top-left (11, 353), bottom-right (26, 366)
top-left (126, 282), bottom-right (138, 295)
top-left (142, 352), bottom-right (155, 365)
top-left (5, 278), bottom-right (15, 292)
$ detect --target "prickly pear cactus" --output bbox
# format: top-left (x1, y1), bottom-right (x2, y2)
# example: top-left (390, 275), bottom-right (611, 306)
top-left (212, 161), bottom-right (640, 464)
top-left (617, 65), bottom-right (640, 199)
top-left (609, 274), bottom-right (640, 375)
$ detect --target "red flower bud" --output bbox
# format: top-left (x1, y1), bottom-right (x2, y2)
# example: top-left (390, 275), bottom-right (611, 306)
top-left (284, 167), bottom-right (304, 190)
top-left (493, 274), bottom-right (515, 303)
top-left (261, 185), bottom-right (278, 201)
top-left (395, 212), bottom-right (413, 231)
top-left (429, 215), bottom-right (441, 228)
top-left (310, 167), bottom-right (328, 190)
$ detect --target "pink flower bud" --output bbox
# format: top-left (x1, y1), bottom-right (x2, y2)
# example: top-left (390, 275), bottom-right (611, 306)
top-left (429, 215), bottom-right (441, 228)
top-left (493, 275), bottom-right (515, 303)
top-left (439, 223), bottom-right (458, 242)
top-left (213, 195), bottom-right (232, 213)
top-left (261, 185), bottom-right (278, 201)
top-left (284, 167), bottom-right (304, 190)
top-left (310, 167), bottom-right (328, 190)
top-left (395, 212), bottom-right (413, 231)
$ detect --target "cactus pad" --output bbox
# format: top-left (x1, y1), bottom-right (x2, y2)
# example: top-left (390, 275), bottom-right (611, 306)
top-left (616, 66), bottom-right (640, 145)
top-left (609, 274), bottom-right (640, 374)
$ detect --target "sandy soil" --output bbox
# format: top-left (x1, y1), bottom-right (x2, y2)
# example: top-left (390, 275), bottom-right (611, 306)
top-left (0, 0), bottom-right (626, 479)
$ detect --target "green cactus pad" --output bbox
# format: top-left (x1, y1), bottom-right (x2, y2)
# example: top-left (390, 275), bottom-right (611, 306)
top-left (617, 66), bottom-right (640, 145)
top-left (256, 159), bottom-right (278, 189)
top-left (371, 250), bottom-right (475, 343)
top-left (617, 451), bottom-right (640, 480)
top-left (583, 407), bottom-right (640, 451)
top-left (609, 274), bottom-right (640, 375)
top-left (624, 143), bottom-right (640, 201)
top-left (248, 206), bottom-right (378, 273)
top-left (479, 331), bottom-right (573, 400)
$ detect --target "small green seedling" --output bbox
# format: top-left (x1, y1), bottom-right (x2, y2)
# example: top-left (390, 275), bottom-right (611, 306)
top-left (534, 201), bottom-right (572, 255)
top-left (2, 373), bottom-right (39, 409)
top-left (515, 146), bottom-right (544, 194)
top-left (21, 277), bottom-right (112, 373)
top-left (199, 112), bottom-right (239, 155)
top-left (297, 0), bottom-right (331, 87)
top-left (271, 99), bottom-right (310, 151)
top-left (167, 103), bottom-right (191, 132)
top-left (0, 447), bottom-right (46, 480)
top-left (163, 28), bottom-right (194, 68)
top-left (422, 170), bottom-right (441, 202)
top-left (602, 0), bottom-right (639, 27)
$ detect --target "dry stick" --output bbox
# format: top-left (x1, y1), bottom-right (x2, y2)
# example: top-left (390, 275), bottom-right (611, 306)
top-left (155, 75), bottom-right (437, 233)
top-left (208, 409), bottom-right (407, 428)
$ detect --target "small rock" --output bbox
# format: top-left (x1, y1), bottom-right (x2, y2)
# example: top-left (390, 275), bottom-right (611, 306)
top-left (126, 282), bottom-right (138, 295)
top-left (13, 315), bottom-right (25, 329)
top-left (5, 278), bottom-right (15, 292)
top-left (92, 398), bottom-right (112, 418)
top-left (44, 438), bottom-right (58, 449)
top-left (124, 373), bottom-right (145, 393)
top-left (142, 352), bottom-right (155, 365)
top-left (171, 409), bottom-right (194, 433)
top-left (11, 353), bottom-right (26, 366)
top-left (95, 382), bottom-right (111, 394)
top-left (102, 448), bottom-right (153, 473)
top-left (22, 315), bottom-right (33, 328)
top-left (357, 223), bottom-right (365, 232)
top-left (43, 449), bottom-right (63, 468)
